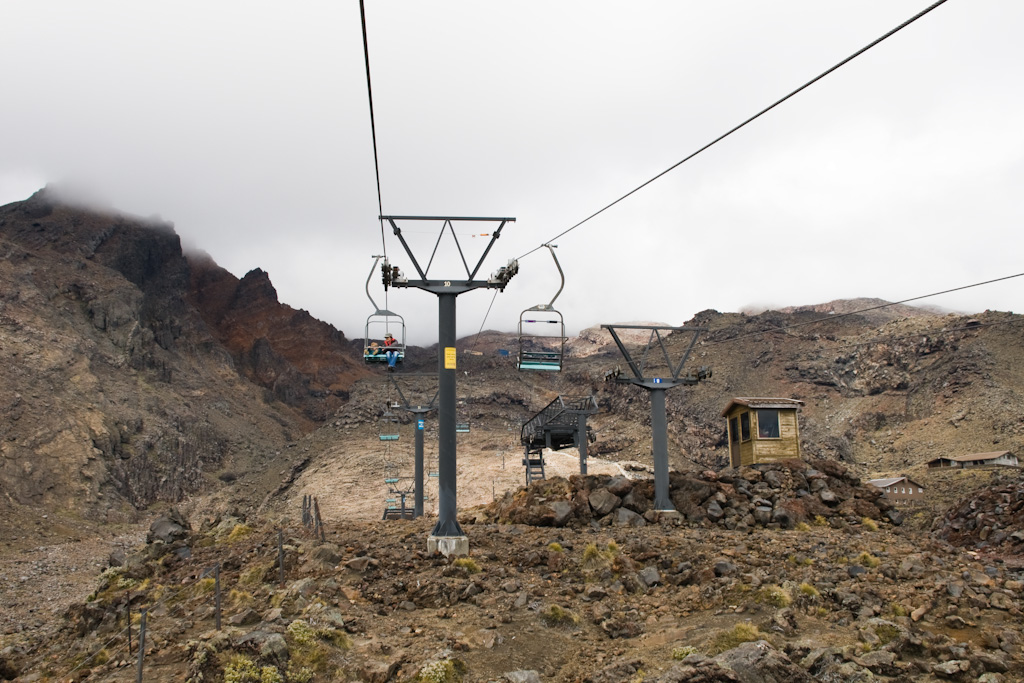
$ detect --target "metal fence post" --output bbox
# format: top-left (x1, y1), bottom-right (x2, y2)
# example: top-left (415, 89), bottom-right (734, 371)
top-left (313, 498), bottom-right (325, 543)
top-left (135, 609), bottom-right (147, 683)
top-left (214, 563), bottom-right (222, 630)
top-left (278, 529), bottom-right (285, 586)
top-left (126, 604), bottom-right (132, 656)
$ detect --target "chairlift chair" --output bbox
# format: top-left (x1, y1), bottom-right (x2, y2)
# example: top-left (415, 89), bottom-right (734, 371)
top-left (379, 410), bottom-right (400, 441)
top-left (363, 255), bottom-right (406, 364)
top-left (517, 245), bottom-right (566, 372)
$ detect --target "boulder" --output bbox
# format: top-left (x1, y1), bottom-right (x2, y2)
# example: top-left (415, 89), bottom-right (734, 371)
top-left (606, 476), bottom-right (633, 497)
top-left (614, 507), bottom-right (646, 528)
top-left (147, 515), bottom-right (189, 545)
top-left (714, 640), bottom-right (812, 683)
top-left (589, 489), bottom-right (621, 516)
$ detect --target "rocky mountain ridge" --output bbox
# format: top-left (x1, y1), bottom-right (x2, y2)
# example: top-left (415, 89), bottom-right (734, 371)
top-left (0, 189), bottom-right (368, 527)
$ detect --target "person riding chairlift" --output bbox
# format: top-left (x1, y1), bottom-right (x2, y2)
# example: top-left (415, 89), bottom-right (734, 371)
top-left (383, 333), bottom-right (398, 370)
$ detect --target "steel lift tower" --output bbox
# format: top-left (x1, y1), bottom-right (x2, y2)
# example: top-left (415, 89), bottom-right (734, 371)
top-left (602, 324), bottom-right (711, 513)
top-left (383, 215), bottom-right (517, 556)
top-left (388, 373), bottom-right (439, 518)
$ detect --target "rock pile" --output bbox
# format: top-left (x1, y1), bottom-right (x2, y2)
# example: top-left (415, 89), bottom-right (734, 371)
top-left (934, 478), bottom-right (1024, 554)
top-left (476, 458), bottom-right (902, 530)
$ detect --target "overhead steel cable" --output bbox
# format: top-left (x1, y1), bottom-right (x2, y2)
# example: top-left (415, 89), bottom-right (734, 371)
top-left (513, 0), bottom-right (952, 262)
top-left (358, 0), bottom-right (387, 262)
top-left (703, 271), bottom-right (1024, 349)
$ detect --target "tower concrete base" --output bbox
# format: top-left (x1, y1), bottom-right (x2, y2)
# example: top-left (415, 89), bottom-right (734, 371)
top-left (427, 535), bottom-right (469, 557)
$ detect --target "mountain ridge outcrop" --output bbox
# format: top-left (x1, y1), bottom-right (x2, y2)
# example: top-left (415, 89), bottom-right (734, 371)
top-left (0, 189), bottom-right (368, 526)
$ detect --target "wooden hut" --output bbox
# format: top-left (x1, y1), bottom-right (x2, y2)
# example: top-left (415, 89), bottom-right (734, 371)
top-left (721, 397), bottom-right (804, 468)
top-left (867, 476), bottom-right (926, 505)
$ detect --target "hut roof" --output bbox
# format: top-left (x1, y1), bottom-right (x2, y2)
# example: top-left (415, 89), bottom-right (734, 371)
top-left (721, 397), bottom-right (805, 417)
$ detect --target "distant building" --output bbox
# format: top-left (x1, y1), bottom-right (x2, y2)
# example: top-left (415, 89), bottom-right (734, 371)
top-left (721, 397), bottom-right (804, 468)
top-left (867, 476), bottom-right (925, 505)
top-left (926, 451), bottom-right (1019, 469)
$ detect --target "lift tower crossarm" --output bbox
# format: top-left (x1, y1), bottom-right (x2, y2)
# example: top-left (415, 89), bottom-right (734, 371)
top-left (382, 216), bottom-right (514, 286)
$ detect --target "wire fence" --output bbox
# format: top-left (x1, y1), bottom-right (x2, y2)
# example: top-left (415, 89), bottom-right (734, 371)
top-left (46, 499), bottom-right (328, 682)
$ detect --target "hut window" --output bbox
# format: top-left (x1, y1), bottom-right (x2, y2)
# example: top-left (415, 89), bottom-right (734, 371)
top-left (918, 487), bottom-right (923, 494)
top-left (740, 412), bottom-right (750, 441)
top-left (729, 417), bottom-right (739, 444)
top-left (757, 409), bottom-right (780, 438)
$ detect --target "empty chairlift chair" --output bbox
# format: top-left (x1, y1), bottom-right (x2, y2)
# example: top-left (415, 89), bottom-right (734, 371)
top-left (363, 255), bottom-right (407, 365)
top-left (517, 245), bottom-right (566, 372)
top-left (379, 411), bottom-right (400, 441)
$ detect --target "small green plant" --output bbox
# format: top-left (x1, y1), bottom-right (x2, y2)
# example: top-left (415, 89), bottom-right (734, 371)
top-left (794, 522), bottom-right (811, 532)
top-left (239, 564), bottom-right (269, 587)
top-left (873, 623), bottom-right (901, 646)
top-left (228, 588), bottom-right (255, 608)
top-left (222, 654), bottom-right (283, 683)
top-left (798, 582), bottom-right (820, 599)
top-left (193, 577), bottom-right (216, 595)
top-left (116, 576), bottom-right (138, 590)
top-left (582, 543), bottom-right (602, 562)
top-left (580, 542), bottom-right (616, 572)
top-left (857, 552), bottom-right (881, 568)
top-left (548, 542), bottom-right (564, 553)
top-left (812, 515), bottom-right (829, 527)
top-left (285, 619), bottom-right (349, 678)
top-left (787, 554), bottom-right (814, 566)
top-left (758, 585), bottom-right (792, 608)
top-left (286, 619), bottom-right (351, 649)
top-left (453, 557), bottom-right (481, 574)
top-left (540, 604), bottom-right (580, 628)
top-left (861, 517), bottom-right (879, 532)
top-left (889, 603), bottom-right (909, 618)
top-left (416, 658), bottom-right (467, 683)
top-left (99, 566), bottom-right (124, 586)
top-left (672, 645), bottom-right (699, 660)
top-left (707, 622), bottom-right (763, 655)
top-left (285, 664), bottom-right (314, 683)
top-left (225, 524), bottom-right (254, 543)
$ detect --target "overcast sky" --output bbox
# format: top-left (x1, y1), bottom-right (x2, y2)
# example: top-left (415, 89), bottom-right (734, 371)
top-left (1, 1), bottom-right (1021, 344)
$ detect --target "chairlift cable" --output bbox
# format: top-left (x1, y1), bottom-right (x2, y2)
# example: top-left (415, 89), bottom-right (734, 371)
top-left (468, 289), bottom-right (500, 355)
top-left (358, 1), bottom-right (393, 316)
top-left (511, 0), bottom-right (952, 263)
top-left (358, 0), bottom-right (387, 263)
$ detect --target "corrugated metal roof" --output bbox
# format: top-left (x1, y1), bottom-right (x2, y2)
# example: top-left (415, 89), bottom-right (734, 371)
top-left (721, 397), bottom-right (805, 417)
top-left (953, 451), bottom-right (1013, 462)
top-left (868, 476), bottom-right (924, 489)
top-left (868, 477), bottom-right (905, 487)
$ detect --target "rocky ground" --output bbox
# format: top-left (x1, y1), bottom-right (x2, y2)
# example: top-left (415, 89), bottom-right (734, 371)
top-left (4, 464), bottom-right (1024, 682)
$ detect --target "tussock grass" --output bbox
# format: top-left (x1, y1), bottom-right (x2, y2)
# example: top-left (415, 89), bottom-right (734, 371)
top-left (707, 622), bottom-right (763, 654)
top-left (540, 605), bottom-right (580, 628)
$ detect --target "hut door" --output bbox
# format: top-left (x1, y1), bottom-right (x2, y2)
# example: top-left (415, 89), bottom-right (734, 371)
top-left (729, 417), bottom-right (740, 468)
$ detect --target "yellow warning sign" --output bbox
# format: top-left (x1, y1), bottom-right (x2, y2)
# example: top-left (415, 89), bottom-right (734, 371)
top-left (444, 347), bottom-right (457, 370)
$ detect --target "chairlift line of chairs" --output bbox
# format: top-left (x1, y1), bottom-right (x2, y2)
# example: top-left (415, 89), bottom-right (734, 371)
top-left (517, 244), bottom-right (566, 372)
top-left (363, 255), bottom-right (406, 365)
